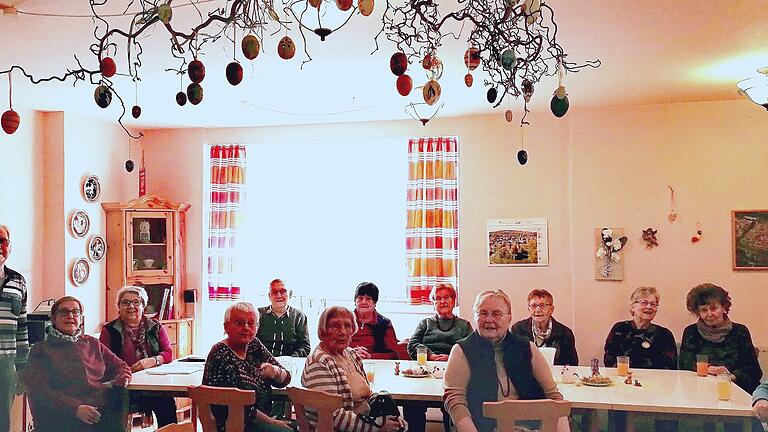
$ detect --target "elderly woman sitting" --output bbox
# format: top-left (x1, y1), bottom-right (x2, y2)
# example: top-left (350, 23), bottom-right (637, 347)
top-left (302, 306), bottom-right (406, 432)
top-left (99, 285), bottom-right (176, 427)
top-left (444, 289), bottom-right (568, 432)
top-left (23, 296), bottom-right (132, 432)
top-left (203, 302), bottom-right (292, 432)
top-left (349, 282), bottom-right (400, 360)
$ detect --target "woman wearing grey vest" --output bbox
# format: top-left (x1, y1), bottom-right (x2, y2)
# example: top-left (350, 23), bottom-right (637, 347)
top-left (443, 289), bottom-right (569, 432)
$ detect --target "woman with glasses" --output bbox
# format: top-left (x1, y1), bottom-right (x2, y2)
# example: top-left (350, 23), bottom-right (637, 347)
top-left (99, 285), bottom-right (177, 427)
top-left (511, 289), bottom-right (578, 366)
top-left (444, 289), bottom-right (567, 432)
top-left (404, 283), bottom-right (472, 432)
top-left (22, 296), bottom-right (132, 432)
top-left (603, 286), bottom-right (678, 370)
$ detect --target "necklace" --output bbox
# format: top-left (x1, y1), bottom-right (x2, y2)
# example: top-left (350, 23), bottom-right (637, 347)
top-left (436, 315), bottom-right (456, 332)
top-left (498, 376), bottom-right (512, 397)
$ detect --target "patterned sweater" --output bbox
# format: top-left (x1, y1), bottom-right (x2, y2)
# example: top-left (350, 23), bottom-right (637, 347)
top-left (407, 315), bottom-right (473, 358)
top-left (0, 266), bottom-right (29, 367)
top-left (603, 320), bottom-right (677, 370)
top-left (256, 305), bottom-right (311, 357)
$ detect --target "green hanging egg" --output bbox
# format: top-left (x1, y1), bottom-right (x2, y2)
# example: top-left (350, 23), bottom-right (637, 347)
top-left (550, 94), bottom-right (569, 117)
top-left (187, 83), bottom-right (203, 105)
top-left (500, 49), bottom-right (515, 71)
top-left (242, 35), bottom-right (260, 60)
top-left (157, 4), bottom-right (172, 24)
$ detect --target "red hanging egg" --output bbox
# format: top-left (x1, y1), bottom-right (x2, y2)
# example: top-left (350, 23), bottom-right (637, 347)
top-left (390, 52), bottom-right (407, 76)
top-left (278, 36), bottom-right (296, 60)
top-left (358, 0), bottom-right (374, 16)
top-left (187, 83), bottom-right (204, 105)
top-left (226, 62), bottom-right (244, 86)
top-left (188, 59), bottom-right (206, 83)
top-left (132, 105), bottom-right (142, 119)
top-left (241, 35), bottom-right (260, 60)
top-left (308, 0), bottom-right (321, 8)
top-left (1, 110), bottom-right (20, 135)
top-left (175, 91), bottom-right (187, 106)
top-left (94, 85), bottom-right (113, 108)
top-left (422, 54), bottom-right (433, 70)
top-left (100, 57), bottom-right (116, 78)
top-left (505, 109), bottom-right (513, 122)
top-left (423, 79), bottom-right (441, 105)
top-left (464, 47), bottom-right (480, 71)
top-left (464, 73), bottom-right (473, 87)
top-left (396, 74), bottom-right (413, 96)
top-left (336, 0), bottom-right (353, 11)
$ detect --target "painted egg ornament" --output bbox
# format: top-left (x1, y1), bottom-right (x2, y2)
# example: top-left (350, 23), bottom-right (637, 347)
top-left (278, 36), bottom-right (296, 60)
top-left (188, 59), bottom-right (206, 83)
top-left (422, 54), bottom-right (433, 70)
top-left (464, 73), bottom-right (473, 87)
top-left (390, 52), bottom-right (408, 76)
top-left (505, 109), bottom-right (513, 122)
top-left (100, 57), bottom-right (116, 78)
top-left (336, 0), bottom-right (353, 11)
top-left (396, 74), bottom-right (413, 96)
top-left (486, 87), bottom-right (498, 104)
top-left (464, 47), bottom-right (480, 71)
top-left (1, 110), bottom-right (20, 135)
top-left (358, 0), bottom-right (374, 16)
top-left (157, 3), bottom-right (173, 24)
top-left (242, 35), bottom-right (260, 60)
top-left (175, 91), bottom-right (187, 106)
top-left (125, 160), bottom-right (135, 172)
top-left (500, 49), bottom-right (515, 71)
top-left (308, 0), bottom-right (321, 8)
top-left (423, 79), bottom-right (441, 105)
top-left (226, 61), bottom-right (244, 86)
top-left (186, 83), bottom-right (204, 105)
top-left (550, 93), bottom-right (569, 117)
top-left (517, 149), bottom-right (528, 165)
top-left (132, 105), bottom-right (142, 119)
top-left (522, 79), bottom-right (534, 102)
top-left (555, 85), bottom-right (567, 99)
top-left (425, 55), bottom-right (443, 81)
top-left (94, 85), bottom-right (112, 108)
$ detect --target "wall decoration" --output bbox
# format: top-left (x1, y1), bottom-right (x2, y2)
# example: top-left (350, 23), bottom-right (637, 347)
top-left (595, 228), bottom-right (628, 280)
top-left (70, 210), bottom-right (90, 238)
top-left (691, 223), bottom-right (703, 243)
top-left (732, 210), bottom-right (768, 270)
top-left (487, 218), bottom-right (549, 266)
top-left (70, 258), bottom-right (90, 286)
top-left (641, 228), bottom-right (658, 249)
top-left (82, 175), bottom-right (101, 203)
top-left (87, 235), bottom-right (106, 262)
top-left (667, 186), bottom-right (677, 222)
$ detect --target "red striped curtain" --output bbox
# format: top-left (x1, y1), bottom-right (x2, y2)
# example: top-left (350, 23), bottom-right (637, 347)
top-left (206, 145), bottom-right (246, 301)
top-left (406, 137), bottom-right (459, 305)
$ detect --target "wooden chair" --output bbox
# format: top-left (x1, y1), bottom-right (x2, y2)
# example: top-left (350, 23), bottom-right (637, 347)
top-left (188, 385), bottom-right (256, 432)
top-left (287, 387), bottom-right (343, 432)
top-left (156, 422), bottom-right (195, 432)
top-left (482, 399), bottom-right (571, 432)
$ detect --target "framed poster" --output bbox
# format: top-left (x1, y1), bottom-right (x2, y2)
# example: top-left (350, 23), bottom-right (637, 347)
top-left (487, 218), bottom-right (549, 266)
top-left (732, 210), bottom-right (768, 270)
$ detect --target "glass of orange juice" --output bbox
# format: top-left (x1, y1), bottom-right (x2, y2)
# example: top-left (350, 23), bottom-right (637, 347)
top-left (696, 354), bottom-right (709, 377)
top-left (717, 373), bottom-right (731, 400)
top-left (417, 345), bottom-right (428, 366)
top-left (363, 361), bottom-right (375, 384)
top-left (617, 356), bottom-right (630, 376)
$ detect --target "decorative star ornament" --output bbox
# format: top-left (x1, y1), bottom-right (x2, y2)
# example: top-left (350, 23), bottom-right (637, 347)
top-left (642, 228), bottom-right (658, 249)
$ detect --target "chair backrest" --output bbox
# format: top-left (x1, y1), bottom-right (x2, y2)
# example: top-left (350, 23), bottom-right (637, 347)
top-left (482, 399), bottom-right (571, 432)
top-left (287, 386), bottom-right (344, 432)
top-left (157, 422), bottom-right (195, 432)
top-left (188, 385), bottom-right (256, 432)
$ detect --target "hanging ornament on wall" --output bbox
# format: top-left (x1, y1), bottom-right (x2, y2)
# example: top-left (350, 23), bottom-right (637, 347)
top-left (125, 138), bottom-right (135, 172)
top-left (131, 80), bottom-right (141, 119)
top-left (188, 59), bottom-right (206, 83)
top-left (396, 74), bottom-right (412, 96)
top-left (522, 79), bottom-right (534, 103)
top-left (100, 56), bottom-right (116, 78)
top-left (226, 26), bottom-right (244, 86)
top-left (691, 223), bottom-right (702, 243)
top-left (187, 83), bottom-right (203, 105)
top-left (390, 52), bottom-right (408, 76)
top-left (550, 63), bottom-right (569, 117)
top-left (277, 36), bottom-right (296, 60)
top-left (463, 47), bottom-right (479, 88)
top-left (505, 109), bottom-right (513, 122)
top-left (641, 228), bottom-right (658, 249)
top-left (157, 3), bottom-right (173, 24)
top-left (1, 73), bottom-right (20, 135)
top-left (94, 84), bottom-right (112, 108)
top-left (175, 74), bottom-right (187, 106)
top-left (667, 186), bottom-right (677, 222)
top-left (423, 79), bottom-right (441, 105)
top-left (487, 87), bottom-right (498, 104)
top-left (358, 0), bottom-right (375, 16)
top-left (517, 126), bottom-right (528, 166)
top-left (241, 34), bottom-right (260, 60)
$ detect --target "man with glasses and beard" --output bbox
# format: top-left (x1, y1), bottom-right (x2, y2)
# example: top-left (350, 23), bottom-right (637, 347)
top-left (511, 289), bottom-right (578, 366)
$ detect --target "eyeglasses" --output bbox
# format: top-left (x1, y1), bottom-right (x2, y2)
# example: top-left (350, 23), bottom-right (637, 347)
top-left (528, 303), bottom-right (552, 310)
top-left (634, 300), bottom-right (659, 308)
top-left (55, 308), bottom-right (81, 317)
top-left (269, 289), bottom-right (288, 297)
top-left (119, 300), bottom-right (144, 308)
top-left (434, 295), bottom-right (453, 302)
top-left (0, 239), bottom-right (9, 247)
top-left (475, 310), bottom-right (508, 320)
top-left (230, 319), bottom-right (257, 328)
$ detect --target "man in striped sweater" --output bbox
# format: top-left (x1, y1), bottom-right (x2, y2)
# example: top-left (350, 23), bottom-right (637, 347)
top-left (0, 225), bottom-right (28, 432)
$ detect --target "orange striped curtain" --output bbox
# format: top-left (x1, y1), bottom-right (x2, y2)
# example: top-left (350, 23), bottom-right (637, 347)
top-left (206, 145), bottom-right (246, 301)
top-left (406, 137), bottom-right (459, 305)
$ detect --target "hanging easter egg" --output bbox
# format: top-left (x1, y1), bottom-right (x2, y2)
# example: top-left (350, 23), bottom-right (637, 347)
top-left (486, 87), bottom-right (498, 104)
top-left (308, 0), bottom-right (321, 8)
top-left (500, 49), bottom-right (515, 71)
top-left (175, 91), bottom-right (187, 106)
top-left (100, 57), bottom-right (116, 78)
top-left (390, 52), bottom-right (408, 76)
top-left (522, 79), bottom-right (534, 102)
top-left (188, 59), bottom-right (206, 83)
top-left (555, 85), bottom-right (567, 99)
top-left (336, 0), bottom-right (353, 11)
top-left (464, 73), bottom-right (473, 87)
top-left (94, 85), bottom-right (112, 108)
top-left (550, 94), bottom-right (569, 117)
top-left (226, 62), bottom-right (244, 86)
top-left (422, 54), bottom-right (433, 70)
top-left (278, 36), bottom-right (296, 60)
top-left (505, 109), bottom-right (513, 122)
top-left (517, 149), bottom-right (528, 165)
top-left (425, 55), bottom-right (443, 81)
top-left (423, 79), bottom-right (441, 105)
top-left (125, 160), bottom-right (135, 173)
top-left (396, 74), bottom-right (413, 96)
top-left (242, 35), bottom-right (260, 60)
top-left (157, 3), bottom-right (173, 24)
top-left (1, 110), bottom-right (20, 135)
top-left (132, 105), bottom-right (142, 119)
top-left (358, 0), bottom-right (374, 15)
top-left (464, 47), bottom-right (480, 71)
top-left (187, 83), bottom-right (203, 105)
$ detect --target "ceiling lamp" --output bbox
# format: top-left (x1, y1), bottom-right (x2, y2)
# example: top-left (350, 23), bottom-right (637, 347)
top-left (737, 67), bottom-right (768, 110)
top-left (288, 0), bottom-right (370, 42)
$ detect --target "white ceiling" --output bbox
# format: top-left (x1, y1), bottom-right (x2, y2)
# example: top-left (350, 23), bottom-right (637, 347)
top-left (1, 0), bottom-right (767, 130)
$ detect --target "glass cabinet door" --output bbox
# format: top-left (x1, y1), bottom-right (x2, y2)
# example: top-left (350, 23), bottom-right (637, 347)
top-left (125, 211), bottom-right (174, 279)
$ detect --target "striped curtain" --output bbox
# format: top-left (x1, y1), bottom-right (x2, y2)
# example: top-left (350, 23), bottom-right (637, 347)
top-left (206, 145), bottom-right (246, 301)
top-left (405, 137), bottom-right (459, 305)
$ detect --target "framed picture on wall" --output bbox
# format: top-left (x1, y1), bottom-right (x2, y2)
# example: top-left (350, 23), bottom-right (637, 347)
top-left (487, 218), bottom-right (549, 266)
top-left (732, 210), bottom-right (768, 270)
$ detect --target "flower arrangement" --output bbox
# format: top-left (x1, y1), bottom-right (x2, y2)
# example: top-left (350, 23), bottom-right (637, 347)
top-left (596, 228), bottom-right (628, 278)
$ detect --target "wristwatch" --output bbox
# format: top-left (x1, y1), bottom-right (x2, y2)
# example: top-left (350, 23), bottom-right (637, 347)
top-left (155, 356), bottom-right (161, 366)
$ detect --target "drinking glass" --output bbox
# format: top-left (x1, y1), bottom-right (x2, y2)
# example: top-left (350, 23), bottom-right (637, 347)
top-left (717, 373), bottom-right (731, 400)
top-left (617, 356), bottom-right (630, 376)
top-left (363, 361), bottom-right (375, 384)
top-left (417, 345), bottom-right (428, 366)
top-left (696, 354), bottom-right (709, 377)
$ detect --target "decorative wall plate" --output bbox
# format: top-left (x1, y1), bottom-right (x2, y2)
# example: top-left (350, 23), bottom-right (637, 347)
top-left (82, 175), bottom-right (101, 202)
top-left (88, 235), bottom-right (106, 261)
top-left (70, 211), bottom-right (90, 238)
top-left (70, 258), bottom-right (90, 286)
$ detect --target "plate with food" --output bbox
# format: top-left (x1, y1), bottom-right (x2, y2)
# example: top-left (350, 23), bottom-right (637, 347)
top-left (402, 367), bottom-right (431, 378)
top-left (580, 375), bottom-right (614, 387)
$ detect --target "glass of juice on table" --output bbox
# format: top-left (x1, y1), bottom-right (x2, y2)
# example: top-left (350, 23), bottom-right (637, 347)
top-left (417, 345), bottom-right (428, 366)
top-left (617, 356), bottom-right (630, 376)
top-left (696, 354), bottom-right (709, 377)
top-left (717, 373), bottom-right (731, 400)
top-left (363, 361), bottom-right (375, 384)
